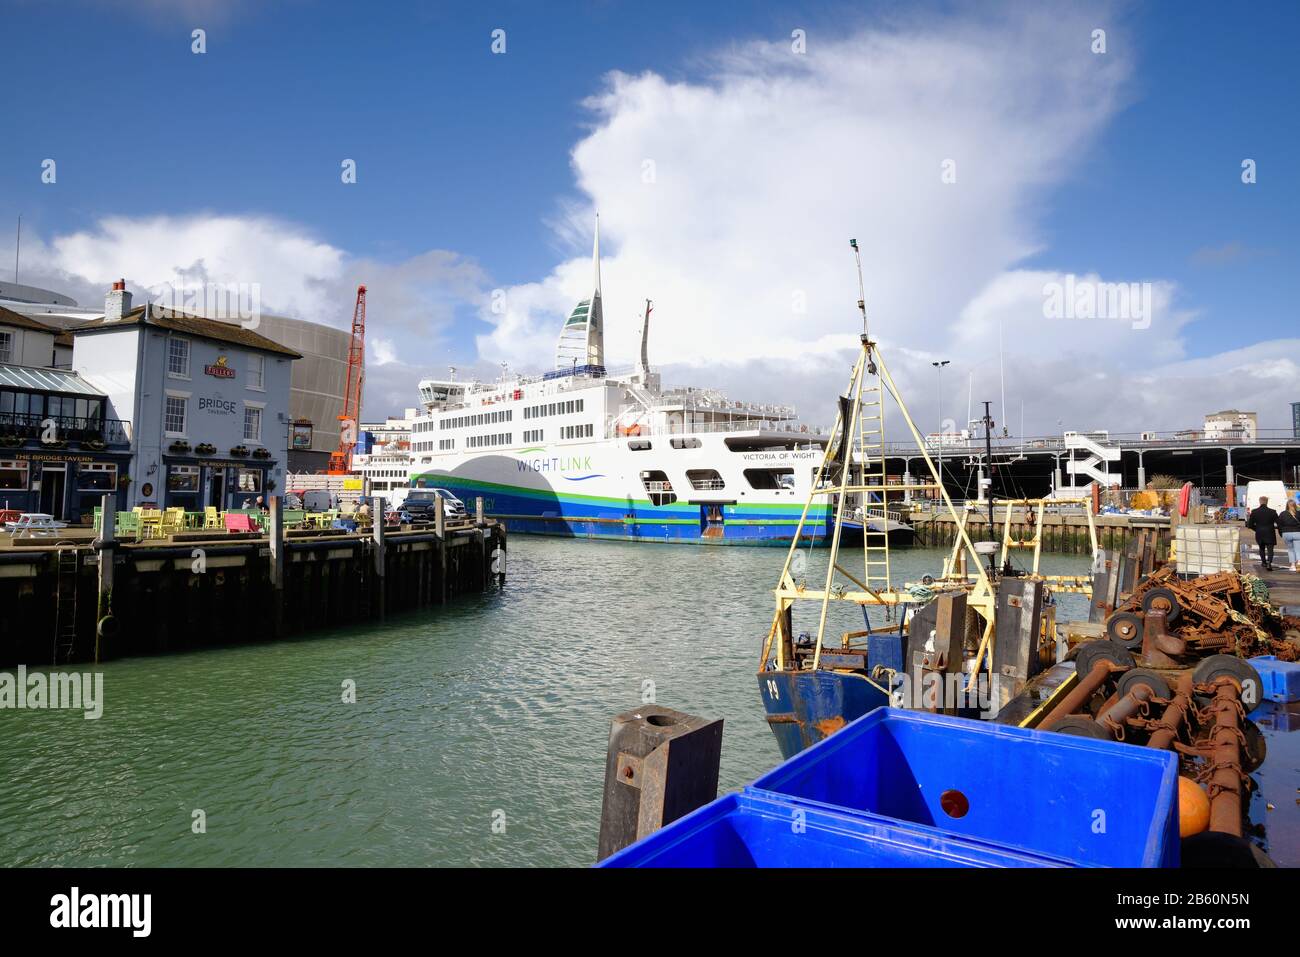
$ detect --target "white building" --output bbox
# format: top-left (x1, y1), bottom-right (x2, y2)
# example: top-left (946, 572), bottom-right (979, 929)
top-left (1203, 409), bottom-right (1257, 442)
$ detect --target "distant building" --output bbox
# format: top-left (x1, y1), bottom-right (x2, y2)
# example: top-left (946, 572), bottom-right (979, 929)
top-left (0, 306), bottom-right (63, 368)
top-left (1203, 409), bottom-right (1257, 442)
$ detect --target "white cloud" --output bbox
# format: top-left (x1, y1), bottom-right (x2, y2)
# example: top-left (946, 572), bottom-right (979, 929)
top-left (477, 8), bottom-right (1131, 375)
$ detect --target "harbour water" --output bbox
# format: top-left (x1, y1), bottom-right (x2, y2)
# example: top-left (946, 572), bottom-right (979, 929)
top-left (4, 539), bottom-right (1291, 868)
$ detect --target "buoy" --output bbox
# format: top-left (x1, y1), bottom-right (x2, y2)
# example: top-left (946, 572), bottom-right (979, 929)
top-left (1178, 776), bottom-right (1210, 837)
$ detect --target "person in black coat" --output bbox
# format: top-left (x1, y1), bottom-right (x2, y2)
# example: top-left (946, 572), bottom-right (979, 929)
top-left (1246, 496), bottom-right (1280, 570)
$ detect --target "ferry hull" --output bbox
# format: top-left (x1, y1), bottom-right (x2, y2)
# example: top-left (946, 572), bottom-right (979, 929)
top-left (419, 471), bottom-right (846, 546)
top-left (757, 669), bottom-right (890, 759)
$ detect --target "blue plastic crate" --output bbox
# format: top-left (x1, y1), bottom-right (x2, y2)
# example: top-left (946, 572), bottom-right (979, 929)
top-left (596, 792), bottom-right (1073, 868)
top-left (1248, 656), bottom-right (1300, 704)
top-left (750, 709), bottom-right (1179, 868)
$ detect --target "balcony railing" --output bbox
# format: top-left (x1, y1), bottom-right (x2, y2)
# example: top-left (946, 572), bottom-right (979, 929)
top-left (0, 412), bottom-right (131, 447)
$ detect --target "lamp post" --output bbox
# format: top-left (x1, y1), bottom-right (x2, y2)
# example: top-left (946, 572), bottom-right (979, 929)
top-left (931, 360), bottom-right (950, 502)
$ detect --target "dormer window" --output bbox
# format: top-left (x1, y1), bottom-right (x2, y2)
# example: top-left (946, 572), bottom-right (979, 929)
top-left (167, 337), bottom-right (191, 378)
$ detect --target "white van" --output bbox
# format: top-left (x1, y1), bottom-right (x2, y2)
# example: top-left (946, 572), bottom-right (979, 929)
top-left (1244, 480), bottom-right (1289, 511)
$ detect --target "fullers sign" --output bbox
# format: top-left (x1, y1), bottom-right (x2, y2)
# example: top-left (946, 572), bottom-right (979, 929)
top-left (204, 355), bottom-right (236, 379)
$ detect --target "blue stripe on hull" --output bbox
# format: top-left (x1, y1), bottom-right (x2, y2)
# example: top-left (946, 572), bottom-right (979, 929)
top-left (430, 480), bottom-right (848, 546)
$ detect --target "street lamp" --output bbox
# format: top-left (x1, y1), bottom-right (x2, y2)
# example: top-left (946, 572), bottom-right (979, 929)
top-left (932, 360), bottom-right (950, 501)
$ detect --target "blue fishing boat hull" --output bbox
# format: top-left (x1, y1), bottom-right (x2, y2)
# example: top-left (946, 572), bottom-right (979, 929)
top-left (757, 668), bottom-right (890, 760)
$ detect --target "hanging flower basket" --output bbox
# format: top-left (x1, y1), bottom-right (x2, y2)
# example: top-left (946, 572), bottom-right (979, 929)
top-left (252, 447), bottom-right (271, 460)
top-left (169, 440), bottom-right (192, 454)
top-left (229, 445), bottom-right (250, 457)
top-left (195, 442), bottom-right (217, 456)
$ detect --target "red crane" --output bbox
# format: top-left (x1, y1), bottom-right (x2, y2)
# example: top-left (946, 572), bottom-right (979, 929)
top-left (328, 284), bottom-right (366, 474)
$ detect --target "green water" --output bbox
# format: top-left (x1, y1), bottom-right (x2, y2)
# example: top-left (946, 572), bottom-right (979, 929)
top-left (1, 540), bottom-right (1097, 867)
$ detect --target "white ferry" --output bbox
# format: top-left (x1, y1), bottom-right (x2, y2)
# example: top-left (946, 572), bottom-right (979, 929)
top-left (405, 224), bottom-right (904, 546)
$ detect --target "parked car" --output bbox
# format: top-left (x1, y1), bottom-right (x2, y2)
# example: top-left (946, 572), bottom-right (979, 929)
top-left (402, 488), bottom-right (467, 520)
top-left (294, 490), bottom-right (335, 512)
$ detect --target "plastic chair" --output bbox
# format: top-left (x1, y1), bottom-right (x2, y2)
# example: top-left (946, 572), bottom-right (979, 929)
top-left (138, 511), bottom-right (163, 540)
top-left (204, 506), bottom-right (222, 529)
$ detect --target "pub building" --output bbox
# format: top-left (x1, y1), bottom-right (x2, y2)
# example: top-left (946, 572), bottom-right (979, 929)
top-left (72, 282), bottom-right (300, 513)
top-left (0, 307), bottom-right (133, 521)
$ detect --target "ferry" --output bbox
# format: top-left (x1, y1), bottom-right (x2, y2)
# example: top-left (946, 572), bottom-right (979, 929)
top-left (403, 222), bottom-right (912, 546)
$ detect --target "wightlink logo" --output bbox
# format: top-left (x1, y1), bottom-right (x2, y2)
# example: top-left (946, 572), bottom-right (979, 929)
top-left (518, 455), bottom-right (593, 474)
top-left (0, 666), bottom-right (103, 720)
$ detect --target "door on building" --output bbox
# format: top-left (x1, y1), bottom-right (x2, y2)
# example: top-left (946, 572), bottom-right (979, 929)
top-left (208, 467), bottom-right (227, 510)
top-left (39, 466), bottom-right (67, 519)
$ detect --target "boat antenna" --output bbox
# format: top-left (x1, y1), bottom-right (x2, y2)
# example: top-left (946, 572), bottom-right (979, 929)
top-left (998, 320), bottom-right (1009, 437)
top-left (982, 399), bottom-right (997, 575)
top-left (849, 238), bottom-right (869, 341)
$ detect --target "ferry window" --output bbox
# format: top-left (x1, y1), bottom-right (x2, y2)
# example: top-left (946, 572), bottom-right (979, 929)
top-left (744, 468), bottom-right (795, 490)
top-left (640, 470), bottom-right (677, 506)
top-left (78, 463), bottom-right (117, 491)
top-left (0, 460), bottom-right (29, 490)
top-left (577, 400), bottom-right (584, 412)
top-left (627, 440), bottom-right (652, 451)
top-left (670, 437), bottom-right (702, 449)
top-left (688, 469), bottom-right (725, 490)
top-left (524, 429), bottom-right (542, 442)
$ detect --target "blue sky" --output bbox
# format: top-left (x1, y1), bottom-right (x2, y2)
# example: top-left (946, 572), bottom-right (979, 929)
top-left (3, 0), bottom-right (1297, 429)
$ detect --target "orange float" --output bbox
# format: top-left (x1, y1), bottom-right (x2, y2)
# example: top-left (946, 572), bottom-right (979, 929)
top-left (1177, 776), bottom-right (1210, 837)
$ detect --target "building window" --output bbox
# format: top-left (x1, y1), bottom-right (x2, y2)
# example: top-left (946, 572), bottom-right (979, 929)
top-left (247, 354), bottom-right (265, 391)
top-left (77, 463), bottom-right (118, 491)
top-left (167, 337), bottom-right (191, 378)
top-left (0, 459), bottom-right (28, 490)
top-left (235, 469), bottom-right (261, 492)
top-left (0, 332), bottom-right (12, 364)
top-left (167, 464), bottom-right (200, 492)
top-left (164, 394), bottom-right (187, 435)
top-left (243, 405), bottom-right (262, 443)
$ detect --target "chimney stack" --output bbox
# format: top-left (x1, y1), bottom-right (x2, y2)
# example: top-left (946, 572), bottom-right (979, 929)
top-left (105, 279), bottom-right (132, 321)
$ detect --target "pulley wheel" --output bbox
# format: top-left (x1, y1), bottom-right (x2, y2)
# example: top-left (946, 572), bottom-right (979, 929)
top-left (1116, 668), bottom-right (1172, 701)
top-left (1141, 587), bottom-right (1182, 624)
top-left (1192, 655), bottom-right (1264, 709)
top-left (1075, 639), bottom-right (1135, 679)
top-left (1105, 612), bottom-right (1145, 649)
top-left (1049, 715), bottom-right (1112, 739)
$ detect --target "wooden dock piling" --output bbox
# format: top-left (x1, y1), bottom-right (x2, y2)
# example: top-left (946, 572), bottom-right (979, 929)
top-left (0, 512), bottom-right (506, 667)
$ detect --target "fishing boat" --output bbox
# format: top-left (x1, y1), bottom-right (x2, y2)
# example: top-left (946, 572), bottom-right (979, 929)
top-left (405, 221), bottom-right (913, 547)
top-left (757, 239), bottom-right (1093, 757)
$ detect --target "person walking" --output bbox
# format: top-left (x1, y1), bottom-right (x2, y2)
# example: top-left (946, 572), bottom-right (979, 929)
top-left (1246, 496), bottom-right (1280, 571)
top-left (1278, 499), bottom-right (1300, 572)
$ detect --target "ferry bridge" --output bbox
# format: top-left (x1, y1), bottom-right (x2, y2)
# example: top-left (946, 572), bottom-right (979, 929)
top-left (881, 429), bottom-right (1300, 502)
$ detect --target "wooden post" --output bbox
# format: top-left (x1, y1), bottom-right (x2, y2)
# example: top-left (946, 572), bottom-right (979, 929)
top-left (596, 705), bottom-right (724, 862)
top-left (372, 495), bottom-right (386, 619)
top-left (95, 492), bottom-right (115, 665)
top-left (268, 495), bottom-right (285, 636)
top-left (435, 503), bottom-right (447, 603)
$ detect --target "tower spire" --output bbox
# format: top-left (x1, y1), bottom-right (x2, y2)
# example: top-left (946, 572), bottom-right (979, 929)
top-left (592, 213), bottom-right (602, 298)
